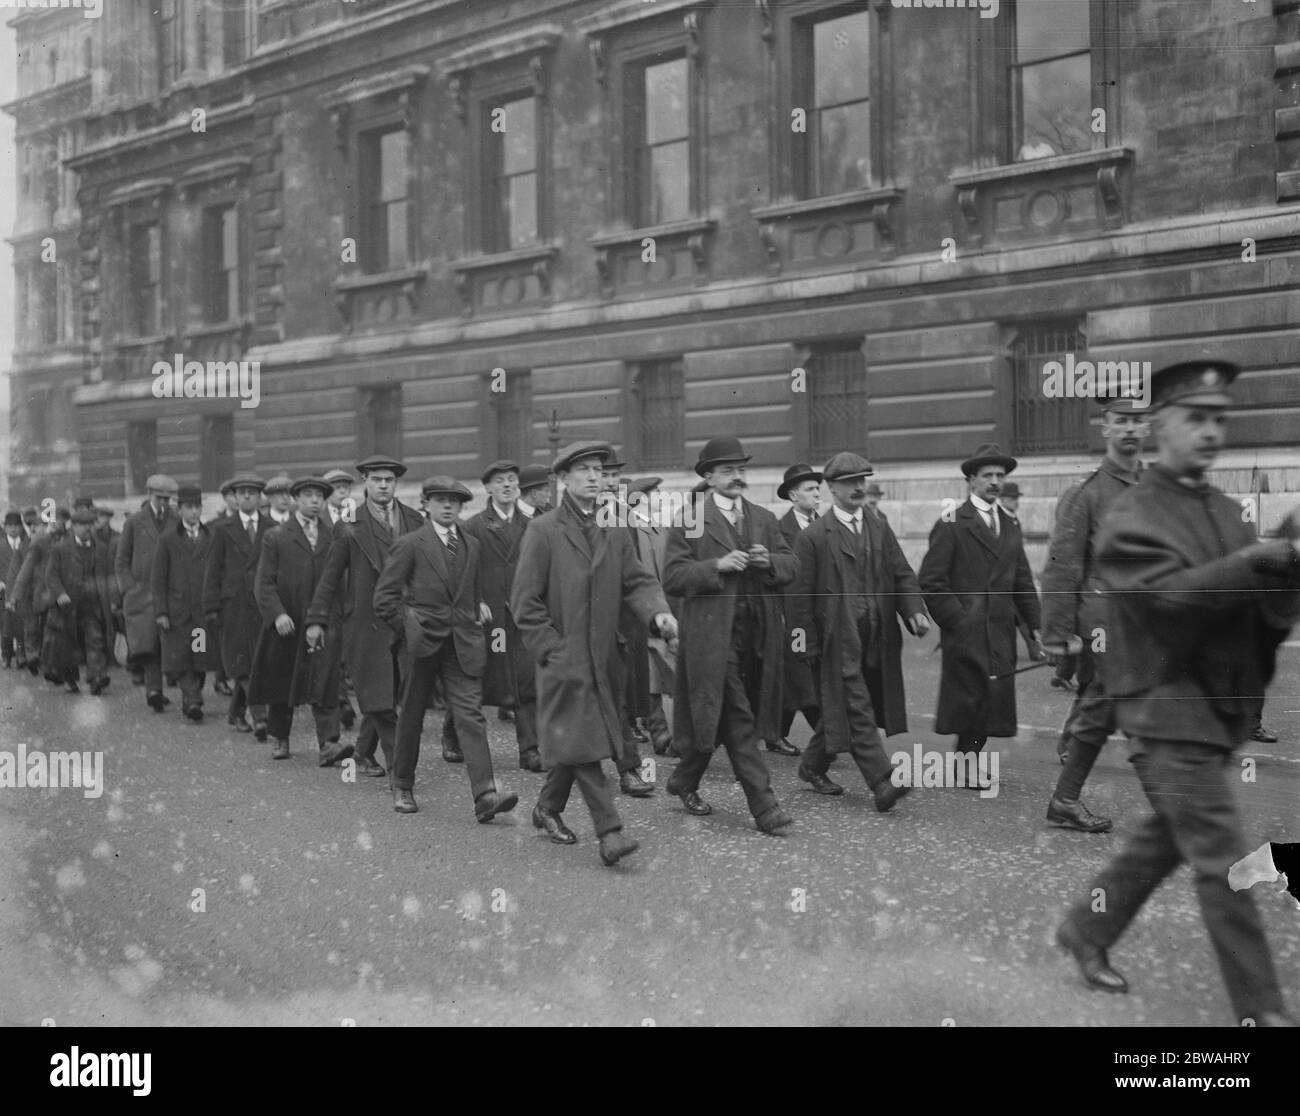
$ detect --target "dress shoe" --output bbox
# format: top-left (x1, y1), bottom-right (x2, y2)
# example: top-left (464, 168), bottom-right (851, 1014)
top-left (1254, 1011), bottom-right (1298, 1027)
top-left (1250, 724), bottom-right (1278, 744)
top-left (340, 704), bottom-right (356, 730)
top-left (89, 677), bottom-right (110, 696)
top-left (161, 694), bottom-right (173, 706)
top-left (27, 660), bottom-right (40, 675)
top-left (598, 829), bottom-right (639, 866)
top-left (756, 807), bottom-right (794, 835)
top-left (475, 790), bottom-right (520, 823)
top-left (442, 743), bottom-right (464, 764)
top-left (229, 715), bottom-right (252, 733)
top-left (253, 720), bottom-right (269, 742)
top-left (213, 679), bottom-right (233, 696)
top-left (677, 790), bottom-right (712, 816)
top-left (356, 757), bottom-right (386, 778)
top-left (318, 740), bottom-right (355, 768)
top-left (184, 706), bottom-right (204, 723)
top-left (64, 680), bottom-right (80, 694)
top-left (392, 787), bottom-right (418, 814)
top-left (146, 690), bottom-right (166, 712)
top-left (1050, 677), bottom-right (1076, 691)
top-left (498, 707), bottom-right (515, 722)
top-left (766, 737), bottom-right (802, 757)
top-left (620, 769), bottom-right (654, 797)
top-left (1046, 795), bottom-right (1113, 833)
top-left (271, 738), bottom-right (290, 760)
top-left (871, 780), bottom-right (912, 814)
top-left (630, 720), bottom-right (650, 744)
top-left (651, 733), bottom-right (672, 756)
top-left (798, 765), bottom-right (844, 796)
top-left (532, 806), bottom-right (577, 845)
top-left (1056, 919), bottom-right (1128, 993)
top-left (131, 669), bottom-right (144, 685)
top-left (518, 750), bottom-right (543, 772)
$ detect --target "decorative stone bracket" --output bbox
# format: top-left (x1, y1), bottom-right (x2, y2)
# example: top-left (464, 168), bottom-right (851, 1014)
top-left (331, 266), bottom-right (428, 334)
top-left (751, 186), bottom-right (905, 275)
top-left (449, 243), bottom-right (561, 317)
top-left (589, 218), bottom-right (715, 298)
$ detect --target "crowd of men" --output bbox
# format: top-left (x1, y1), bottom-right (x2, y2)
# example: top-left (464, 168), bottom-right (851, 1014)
top-left (1, 359), bottom-right (1297, 1026)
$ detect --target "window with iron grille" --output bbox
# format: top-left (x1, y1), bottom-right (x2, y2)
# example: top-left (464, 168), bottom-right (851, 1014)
top-left (357, 385), bottom-right (403, 461)
top-left (491, 370), bottom-right (533, 465)
top-left (1009, 320), bottom-right (1089, 454)
top-left (626, 54), bottom-right (691, 226)
top-left (128, 420), bottom-right (158, 494)
top-left (806, 342), bottom-right (867, 462)
top-left (200, 414), bottom-right (235, 492)
top-left (632, 359), bottom-right (684, 469)
top-left (128, 222), bottom-right (163, 336)
top-left (1009, 0), bottom-right (1093, 161)
top-left (360, 127), bottom-right (410, 273)
top-left (483, 95), bottom-right (538, 252)
top-left (203, 205), bottom-right (240, 323)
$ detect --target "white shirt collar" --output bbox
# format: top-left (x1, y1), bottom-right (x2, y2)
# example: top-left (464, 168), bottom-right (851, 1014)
top-left (970, 494), bottom-right (996, 515)
top-left (831, 505), bottom-right (863, 528)
top-left (712, 493), bottom-right (738, 514)
top-left (241, 511), bottom-right (258, 527)
top-left (270, 509), bottom-right (289, 523)
top-left (295, 512), bottom-right (318, 534)
top-left (794, 508), bottom-right (814, 529)
top-left (517, 498), bottom-right (535, 518)
top-left (432, 521), bottom-right (457, 544)
top-left (491, 500), bottom-right (515, 523)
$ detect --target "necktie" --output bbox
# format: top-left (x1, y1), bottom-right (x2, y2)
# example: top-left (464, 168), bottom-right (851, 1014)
top-left (304, 520), bottom-right (317, 548)
top-left (988, 509), bottom-right (999, 537)
top-left (246, 517), bottom-right (256, 546)
top-left (852, 516), bottom-right (861, 536)
top-left (446, 528), bottom-right (458, 558)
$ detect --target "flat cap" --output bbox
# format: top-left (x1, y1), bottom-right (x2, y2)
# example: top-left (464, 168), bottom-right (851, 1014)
top-left (228, 473), bottom-right (266, 493)
top-left (290, 475), bottom-right (333, 498)
top-left (219, 477), bottom-right (236, 496)
top-left (1149, 360), bottom-right (1239, 410)
top-left (322, 468), bottom-right (357, 486)
top-left (355, 454), bottom-right (407, 478)
top-left (145, 474), bottom-right (179, 495)
top-left (481, 459), bottom-right (520, 485)
top-left (263, 474), bottom-right (293, 495)
top-left (823, 452), bottom-right (875, 483)
top-left (176, 484), bottom-right (204, 505)
top-left (552, 440), bottom-right (612, 474)
top-left (420, 476), bottom-right (473, 503)
top-left (518, 464), bottom-right (551, 490)
top-left (628, 476), bottom-right (663, 494)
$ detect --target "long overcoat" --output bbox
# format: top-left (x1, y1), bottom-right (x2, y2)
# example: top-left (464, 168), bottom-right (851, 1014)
top-left (663, 496), bottom-right (796, 754)
top-left (2, 532), bottom-right (30, 640)
top-left (151, 521), bottom-right (219, 675)
top-left (307, 500), bottom-right (423, 714)
top-left (790, 509), bottom-right (925, 749)
top-left (918, 500), bottom-right (1041, 737)
top-left (14, 531), bottom-right (59, 617)
top-left (510, 498), bottom-right (668, 768)
top-left (461, 502), bottom-right (533, 707)
top-left (777, 509), bottom-right (819, 717)
top-left (248, 517), bottom-right (341, 708)
top-left (43, 533), bottom-right (116, 672)
top-left (630, 509), bottom-right (674, 696)
top-left (115, 504), bottom-right (177, 659)
top-left (202, 513), bottom-right (274, 679)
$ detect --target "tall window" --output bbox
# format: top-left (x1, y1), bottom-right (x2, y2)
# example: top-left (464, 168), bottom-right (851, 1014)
top-left (27, 390), bottom-right (51, 450)
top-left (203, 206), bottom-right (239, 323)
top-left (58, 261), bottom-right (78, 344)
top-left (360, 128), bottom-right (409, 272)
top-left (200, 415), bottom-right (235, 491)
top-left (631, 359), bottom-right (684, 469)
top-left (484, 370), bottom-right (533, 466)
top-left (38, 266), bottom-right (58, 347)
top-left (484, 95), bottom-right (538, 251)
top-left (128, 420), bottom-right (158, 494)
top-left (806, 341), bottom-right (867, 462)
top-left (357, 385), bottom-right (403, 460)
top-left (802, 9), bottom-right (872, 196)
top-left (1009, 320), bottom-right (1089, 453)
top-left (222, 0), bottom-right (253, 68)
top-left (628, 55), bottom-right (690, 226)
top-left (1010, 0), bottom-right (1092, 161)
top-left (128, 222), bottom-right (163, 336)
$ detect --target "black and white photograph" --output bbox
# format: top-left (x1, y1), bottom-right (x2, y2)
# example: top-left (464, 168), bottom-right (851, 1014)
top-left (0, 0), bottom-right (1298, 1064)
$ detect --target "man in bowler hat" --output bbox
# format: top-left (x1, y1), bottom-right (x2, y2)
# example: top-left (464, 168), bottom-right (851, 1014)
top-left (771, 462), bottom-right (824, 754)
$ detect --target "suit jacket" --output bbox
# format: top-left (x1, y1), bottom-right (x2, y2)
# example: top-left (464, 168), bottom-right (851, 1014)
top-left (918, 499), bottom-right (1041, 737)
top-left (116, 503), bottom-right (178, 657)
top-left (152, 521), bottom-right (218, 674)
top-left (462, 501), bottom-right (531, 705)
top-left (777, 509), bottom-right (818, 716)
top-left (43, 533), bottom-right (115, 672)
top-left (372, 521), bottom-right (486, 675)
top-left (203, 512), bottom-right (274, 678)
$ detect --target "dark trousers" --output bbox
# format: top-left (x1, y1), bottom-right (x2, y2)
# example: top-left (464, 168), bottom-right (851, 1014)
top-left (666, 616), bottom-right (778, 822)
top-left (176, 670), bottom-right (204, 710)
top-left (443, 696), bottom-right (539, 758)
top-left (802, 653), bottom-right (893, 790)
top-left (1065, 739), bottom-right (1283, 1021)
top-left (266, 701), bottom-right (339, 747)
top-left (356, 710), bottom-right (397, 770)
top-left (1055, 648), bottom-right (1117, 801)
top-left (956, 735), bottom-right (988, 754)
top-left (538, 762), bottom-right (622, 837)
top-left (393, 642), bottom-right (495, 800)
top-left (228, 677), bottom-right (267, 726)
top-left (132, 651), bottom-right (163, 694)
top-left (23, 609), bottom-right (46, 662)
top-left (69, 605), bottom-right (109, 684)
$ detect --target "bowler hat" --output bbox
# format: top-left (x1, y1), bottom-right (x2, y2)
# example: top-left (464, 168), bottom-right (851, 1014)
top-left (864, 482), bottom-right (884, 497)
top-left (960, 443), bottom-right (1017, 477)
top-left (1149, 360), bottom-right (1239, 411)
top-left (355, 454), bottom-right (408, 479)
top-left (290, 476), bottom-right (333, 499)
top-left (264, 474), bottom-right (293, 495)
top-left (145, 474), bottom-right (179, 495)
top-left (518, 464), bottom-right (551, 490)
top-left (823, 452), bottom-right (875, 484)
top-left (73, 495), bottom-right (95, 509)
top-left (420, 476), bottom-right (473, 503)
top-left (777, 463), bottom-right (824, 501)
top-left (3, 511), bottom-right (22, 527)
top-left (1000, 482), bottom-right (1021, 499)
top-left (695, 436), bottom-right (751, 476)
top-left (322, 468), bottom-right (357, 486)
top-left (228, 473), bottom-right (266, 493)
top-left (601, 449), bottom-right (627, 471)
top-left (71, 508), bottom-right (96, 525)
top-left (176, 484), bottom-right (204, 505)
top-left (552, 440), bottom-right (612, 474)
top-left (481, 459), bottom-right (520, 486)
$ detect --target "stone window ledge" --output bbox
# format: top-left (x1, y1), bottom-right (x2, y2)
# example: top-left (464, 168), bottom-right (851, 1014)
top-left (752, 185), bottom-right (904, 223)
top-left (589, 217), bottom-right (716, 250)
top-left (949, 146), bottom-right (1133, 188)
top-left (332, 267), bottom-right (428, 333)
top-left (589, 218), bottom-right (716, 295)
top-left (332, 266), bottom-right (428, 293)
top-left (752, 188), bottom-right (905, 274)
top-left (451, 244), bottom-right (561, 316)
top-left (450, 243), bottom-right (560, 274)
top-left (437, 26), bottom-right (563, 77)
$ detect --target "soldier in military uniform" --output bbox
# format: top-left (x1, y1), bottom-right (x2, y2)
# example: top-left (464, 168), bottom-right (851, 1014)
top-left (1055, 360), bottom-right (1300, 1027)
top-left (1040, 393), bottom-right (1148, 833)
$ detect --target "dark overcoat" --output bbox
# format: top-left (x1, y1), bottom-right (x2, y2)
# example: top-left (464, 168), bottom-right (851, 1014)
top-left (510, 498), bottom-right (668, 768)
top-left (115, 504), bottom-right (177, 659)
top-left (43, 533), bottom-right (116, 672)
top-left (248, 517), bottom-right (341, 708)
top-left (151, 522), bottom-right (219, 675)
top-left (202, 513), bottom-right (274, 679)
top-left (630, 511), bottom-right (674, 695)
top-left (777, 509), bottom-right (819, 717)
top-left (790, 509), bottom-right (925, 748)
top-left (14, 531), bottom-right (59, 617)
top-left (372, 520), bottom-right (486, 671)
top-left (461, 502), bottom-right (534, 707)
top-left (2, 532), bottom-right (30, 639)
top-left (918, 500), bottom-right (1041, 737)
top-left (307, 500), bottom-right (423, 713)
top-left (663, 497), bottom-right (796, 754)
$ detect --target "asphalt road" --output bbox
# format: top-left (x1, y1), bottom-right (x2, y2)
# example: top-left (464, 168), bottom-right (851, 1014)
top-left (1, 635), bottom-right (1296, 1027)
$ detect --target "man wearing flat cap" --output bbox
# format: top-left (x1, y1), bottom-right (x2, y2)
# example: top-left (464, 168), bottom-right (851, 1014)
top-left (264, 475), bottom-right (294, 525)
top-left (249, 477), bottom-right (343, 761)
top-left (773, 462), bottom-right (824, 754)
top-left (517, 464), bottom-right (553, 517)
top-left (321, 468), bottom-right (361, 730)
top-left (1039, 392), bottom-right (1148, 833)
top-left (116, 474), bottom-right (179, 712)
top-left (153, 486), bottom-right (218, 720)
top-left (45, 507), bottom-right (115, 694)
top-left (373, 476), bottom-right (519, 823)
top-left (511, 441), bottom-right (677, 865)
top-left (790, 453), bottom-right (928, 808)
top-left (307, 455), bottom-right (424, 777)
top-left (918, 444), bottom-right (1042, 769)
top-left (204, 475), bottom-right (273, 738)
top-left (1056, 360), bottom-right (1300, 1026)
top-left (662, 436), bottom-right (796, 833)
top-left (204, 489), bottom-right (235, 695)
